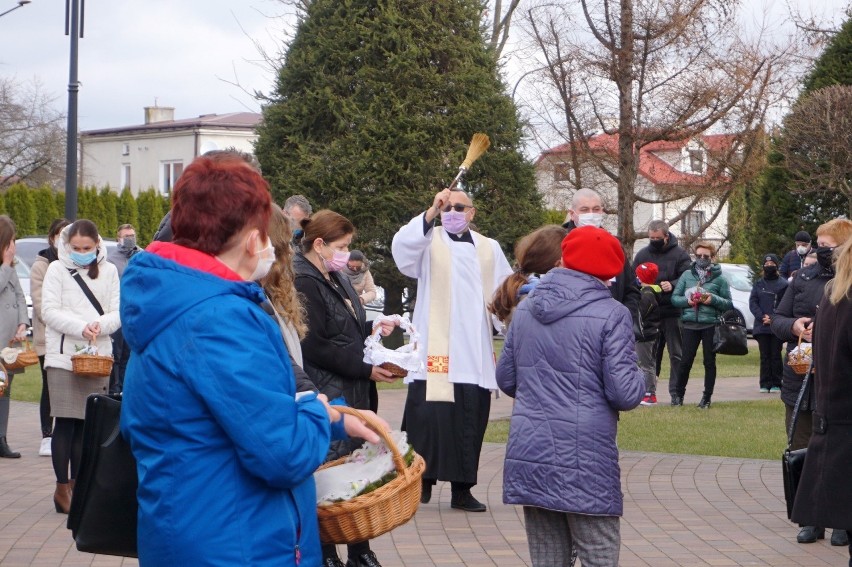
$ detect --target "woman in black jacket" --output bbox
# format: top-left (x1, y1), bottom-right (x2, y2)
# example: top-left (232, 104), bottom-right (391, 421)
top-left (771, 218), bottom-right (852, 546)
top-left (294, 209), bottom-right (395, 567)
top-left (791, 236), bottom-right (852, 564)
top-left (749, 254), bottom-right (787, 393)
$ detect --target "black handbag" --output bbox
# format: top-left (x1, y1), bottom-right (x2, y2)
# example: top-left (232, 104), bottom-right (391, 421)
top-left (712, 309), bottom-right (749, 355)
top-left (781, 362), bottom-right (812, 520)
top-left (67, 393), bottom-right (139, 557)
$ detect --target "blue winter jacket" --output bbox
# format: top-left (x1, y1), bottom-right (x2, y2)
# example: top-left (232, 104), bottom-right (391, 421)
top-left (120, 247), bottom-right (344, 567)
top-left (496, 268), bottom-right (645, 516)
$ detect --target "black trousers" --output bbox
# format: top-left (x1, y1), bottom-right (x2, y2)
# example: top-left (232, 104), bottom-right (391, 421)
top-left (754, 333), bottom-right (783, 389)
top-left (673, 326), bottom-right (717, 400)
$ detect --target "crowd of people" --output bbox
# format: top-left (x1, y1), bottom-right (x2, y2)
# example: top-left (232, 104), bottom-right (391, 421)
top-left (1, 149), bottom-right (850, 567)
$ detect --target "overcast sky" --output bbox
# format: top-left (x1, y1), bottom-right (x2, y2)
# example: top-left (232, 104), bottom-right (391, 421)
top-left (0, 0), bottom-right (848, 133)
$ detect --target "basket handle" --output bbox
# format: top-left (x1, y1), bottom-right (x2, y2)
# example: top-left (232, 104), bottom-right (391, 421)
top-left (333, 406), bottom-right (410, 478)
top-left (8, 338), bottom-right (32, 351)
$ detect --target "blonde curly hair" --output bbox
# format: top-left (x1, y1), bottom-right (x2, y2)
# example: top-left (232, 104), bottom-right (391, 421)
top-left (262, 205), bottom-right (307, 339)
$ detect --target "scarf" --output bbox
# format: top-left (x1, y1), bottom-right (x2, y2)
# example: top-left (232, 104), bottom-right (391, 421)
top-left (426, 227), bottom-right (495, 402)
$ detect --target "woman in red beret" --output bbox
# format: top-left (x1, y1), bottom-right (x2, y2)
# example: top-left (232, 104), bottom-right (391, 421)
top-left (496, 226), bottom-right (645, 567)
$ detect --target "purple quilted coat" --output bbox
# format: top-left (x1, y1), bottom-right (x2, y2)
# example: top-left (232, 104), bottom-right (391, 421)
top-left (496, 268), bottom-right (644, 516)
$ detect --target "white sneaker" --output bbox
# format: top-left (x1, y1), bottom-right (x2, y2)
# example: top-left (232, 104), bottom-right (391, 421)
top-left (39, 437), bottom-right (52, 457)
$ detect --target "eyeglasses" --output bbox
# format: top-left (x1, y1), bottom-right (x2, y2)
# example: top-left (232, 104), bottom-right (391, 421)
top-left (441, 203), bottom-right (474, 213)
top-left (695, 254), bottom-right (712, 260)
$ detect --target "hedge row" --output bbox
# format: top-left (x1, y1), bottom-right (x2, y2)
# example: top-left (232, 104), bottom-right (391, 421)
top-left (1, 184), bottom-right (170, 247)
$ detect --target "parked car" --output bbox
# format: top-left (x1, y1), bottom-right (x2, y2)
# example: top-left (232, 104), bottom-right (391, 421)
top-left (14, 256), bottom-right (32, 324)
top-left (718, 263), bottom-right (754, 333)
top-left (363, 286), bottom-right (413, 324)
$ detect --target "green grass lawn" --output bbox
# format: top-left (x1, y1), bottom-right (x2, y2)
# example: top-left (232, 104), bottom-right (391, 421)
top-left (8, 364), bottom-right (44, 403)
top-left (378, 338), bottom-right (762, 391)
top-left (485, 398), bottom-right (787, 460)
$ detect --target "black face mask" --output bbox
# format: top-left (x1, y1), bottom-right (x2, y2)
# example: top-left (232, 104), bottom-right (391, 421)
top-left (763, 265), bottom-right (778, 278)
top-left (816, 246), bottom-right (835, 270)
top-left (649, 239), bottom-right (665, 251)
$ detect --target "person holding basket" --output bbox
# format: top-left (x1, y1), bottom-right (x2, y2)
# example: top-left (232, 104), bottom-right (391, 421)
top-left (0, 215), bottom-right (30, 459)
top-left (41, 219), bottom-right (121, 513)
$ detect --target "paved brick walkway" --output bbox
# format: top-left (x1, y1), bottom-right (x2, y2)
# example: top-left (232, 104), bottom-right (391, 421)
top-left (1, 378), bottom-right (848, 566)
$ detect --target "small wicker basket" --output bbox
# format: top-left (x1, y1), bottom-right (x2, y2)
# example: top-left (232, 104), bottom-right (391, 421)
top-left (786, 335), bottom-right (812, 376)
top-left (316, 406), bottom-right (425, 544)
top-left (4, 340), bottom-right (40, 371)
top-left (72, 350), bottom-right (114, 378)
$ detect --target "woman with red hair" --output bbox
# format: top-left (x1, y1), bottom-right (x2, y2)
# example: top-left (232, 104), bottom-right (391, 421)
top-left (120, 155), bottom-right (385, 566)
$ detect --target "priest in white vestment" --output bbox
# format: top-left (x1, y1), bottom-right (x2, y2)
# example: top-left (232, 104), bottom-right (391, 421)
top-left (392, 187), bottom-right (512, 512)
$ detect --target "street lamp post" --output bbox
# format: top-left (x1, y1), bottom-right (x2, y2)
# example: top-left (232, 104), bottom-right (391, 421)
top-left (0, 0), bottom-right (31, 19)
top-left (64, 0), bottom-right (83, 221)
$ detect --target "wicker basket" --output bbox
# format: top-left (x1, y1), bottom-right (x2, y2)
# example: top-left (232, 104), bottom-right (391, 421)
top-left (71, 353), bottom-right (114, 378)
top-left (786, 335), bottom-right (812, 376)
top-left (316, 406), bottom-right (425, 544)
top-left (4, 340), bottom-right (40, 371)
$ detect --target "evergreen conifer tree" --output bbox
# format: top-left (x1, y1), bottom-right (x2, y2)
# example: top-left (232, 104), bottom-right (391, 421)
top-left (255, 0), bottom-right (542, 320)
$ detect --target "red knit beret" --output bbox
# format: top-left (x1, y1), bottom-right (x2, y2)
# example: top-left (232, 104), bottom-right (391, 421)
top-left (636, 262), bottom-right (659, 285)
top-left (561, 226), bottom-right (625, 281)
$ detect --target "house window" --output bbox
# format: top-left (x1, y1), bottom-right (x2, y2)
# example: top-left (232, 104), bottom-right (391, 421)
top-left (120, 164), bottom-right (131, 189)
top-left (688, 150), bottom-right (704, 173)
top-left (553, 162), bottom-right (570, 182)
top-left (682, 210), bottom-right (705, 237)
top-left (161, 161), bottom-right (183, 194)
top-left (121, 143), bottom-right (130, 156)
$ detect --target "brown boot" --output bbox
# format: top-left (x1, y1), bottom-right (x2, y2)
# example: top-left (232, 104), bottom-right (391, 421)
top-left (54, 482), bottom-right (71, 514)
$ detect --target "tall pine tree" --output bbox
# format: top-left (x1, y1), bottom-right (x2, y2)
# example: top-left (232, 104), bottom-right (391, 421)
top-left (255, 0), bottom-right (542, 318)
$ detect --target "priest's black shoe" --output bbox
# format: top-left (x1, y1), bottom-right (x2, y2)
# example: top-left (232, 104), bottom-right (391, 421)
top-left (420, 482), bottom-right (432, 504)
top-left (345, 551), bottom-right (382, 567)
top-left (831, 529), bottom-right (849, 546)
top-left (451, 490), bottom-right (487, 512)
top-left (670, 396), bottom-right (683, 406)
top-left (796, 526), bottom-right (825, 543)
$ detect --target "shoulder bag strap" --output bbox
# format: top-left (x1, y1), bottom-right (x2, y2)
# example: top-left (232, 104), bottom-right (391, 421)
top-left (787, 361), bottom-right (813, 449)
top-left (68, 269), bottom-right (105, 316)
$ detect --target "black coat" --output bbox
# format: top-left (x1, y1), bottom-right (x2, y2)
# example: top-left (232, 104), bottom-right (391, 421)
top-left (791, 293), bottom-right (852, 531)
top-left (632, 233), bottom-right (693, 319)
top-left (769, 263), bottom-right (833, 409)
top-left (563, 221), bottom-right (640, 316)
top-left (635, 285), bottom-right (661, 342)
top-left (293, 253), bottom-right (375, 459)
top-left (748, 275), bottom-right (787, 336)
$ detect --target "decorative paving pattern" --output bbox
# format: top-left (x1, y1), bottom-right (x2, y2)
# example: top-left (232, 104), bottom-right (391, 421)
top-left (2, 382), bottom-right (848, 566)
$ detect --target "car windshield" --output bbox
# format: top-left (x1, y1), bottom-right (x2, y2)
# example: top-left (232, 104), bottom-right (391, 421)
top-left (15, 257), bottom-right (30, 279)
top-left (721, 266), bottom-right (752, 291)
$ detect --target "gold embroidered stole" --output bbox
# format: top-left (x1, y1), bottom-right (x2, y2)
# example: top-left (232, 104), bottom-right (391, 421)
top-left (426, 227), bottom-right (495, 402)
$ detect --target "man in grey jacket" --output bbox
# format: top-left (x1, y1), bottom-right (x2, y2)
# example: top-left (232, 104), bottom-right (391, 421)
top-left (107, 224), bottom-right (141, 393)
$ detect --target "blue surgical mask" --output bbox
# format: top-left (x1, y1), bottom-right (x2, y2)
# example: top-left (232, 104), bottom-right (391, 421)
top-left (70, 251), bottom-right (97, 266)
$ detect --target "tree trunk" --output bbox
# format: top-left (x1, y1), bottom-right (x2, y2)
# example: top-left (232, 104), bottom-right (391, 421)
top-left (616, 0), bottom-right (638, 254)
top-left (382, 280), bottom-right (405, 349)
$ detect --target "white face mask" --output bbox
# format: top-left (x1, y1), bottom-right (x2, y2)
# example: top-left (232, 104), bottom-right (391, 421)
top-left (576, 212), bottom-right (604, 228)
top-left (796, 245), bottom-right (809, 255)
top-left (249, 240), bottom-right (275, 281)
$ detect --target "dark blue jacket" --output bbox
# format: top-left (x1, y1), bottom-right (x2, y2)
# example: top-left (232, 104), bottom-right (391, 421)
top-left (749, 275), bottom-right (788, 336)
top-left (779, 248), bottom-right (808, 280)
top-left (120, 245), bottom-right (344, 567)
top-left (496, 268), bottom-right (644, 516)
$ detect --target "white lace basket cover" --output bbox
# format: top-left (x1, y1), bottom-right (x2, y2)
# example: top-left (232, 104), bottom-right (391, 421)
top-left (362, 314), bottom-right (424, 375)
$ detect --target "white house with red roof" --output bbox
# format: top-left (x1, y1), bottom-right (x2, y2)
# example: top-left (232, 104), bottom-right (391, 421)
top-left (79, 106), bottom-right (261, 195)
top-left (535, 132), bottom-right (737, 255)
